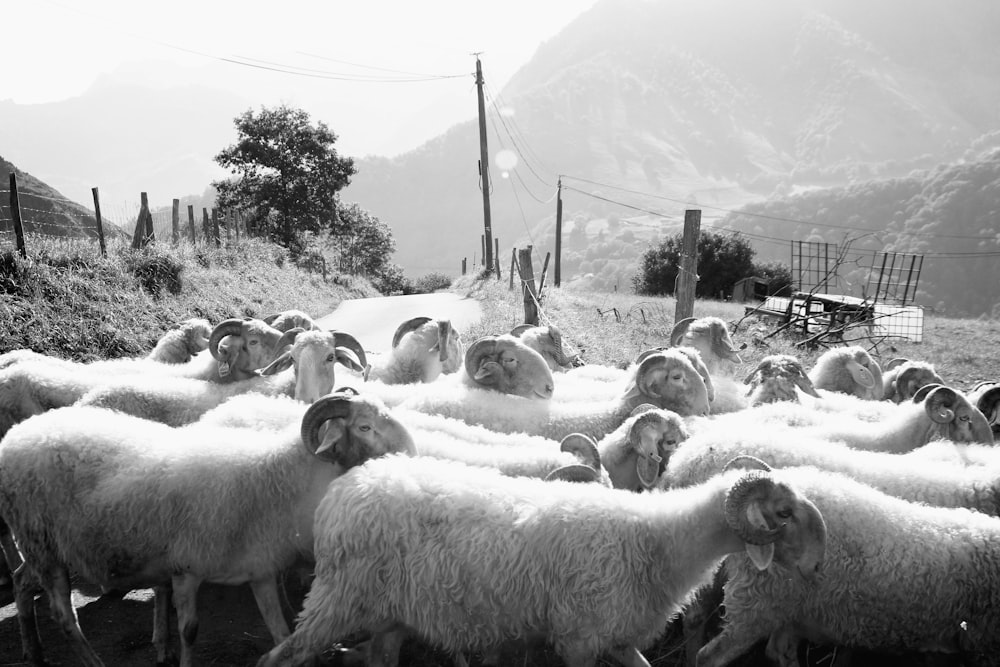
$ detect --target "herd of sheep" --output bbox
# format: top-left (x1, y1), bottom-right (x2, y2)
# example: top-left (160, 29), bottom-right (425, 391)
top-left (0, 309), bottom-right (999, 667)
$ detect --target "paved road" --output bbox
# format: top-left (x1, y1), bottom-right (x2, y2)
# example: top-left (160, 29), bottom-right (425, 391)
top-left (317, 291), bottom-right (483, 355)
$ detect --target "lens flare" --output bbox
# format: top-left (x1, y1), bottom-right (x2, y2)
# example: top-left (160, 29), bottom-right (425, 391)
top-left (495, 149), bottom-right (518, 171)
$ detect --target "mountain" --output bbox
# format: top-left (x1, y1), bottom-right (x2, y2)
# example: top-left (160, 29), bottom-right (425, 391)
top-left (345, 0), bottom-right (1000, 280)
top-left (1, 156), bottom-right (106, 241)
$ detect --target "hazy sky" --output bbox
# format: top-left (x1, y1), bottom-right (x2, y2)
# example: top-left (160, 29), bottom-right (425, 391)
top-left (6, 0), bottom-right (599, 156)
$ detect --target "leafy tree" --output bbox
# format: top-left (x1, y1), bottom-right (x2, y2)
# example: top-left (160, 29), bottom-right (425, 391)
top-left (753, 260), bottom-right (795, 297)
top-left (213, 105), bottom-right (356, 254)
top-left (632, 230), bottom-right (756, 298)
top-left (331, 203), bottom-right (396, 278)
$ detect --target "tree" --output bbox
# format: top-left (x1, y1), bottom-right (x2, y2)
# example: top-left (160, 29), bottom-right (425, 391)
top-left (213, 105), bottom-right (357, 254)
top-left (333, 203), bottom-right (396, 278)
top-left (632, 230), bottom-right (756, 297)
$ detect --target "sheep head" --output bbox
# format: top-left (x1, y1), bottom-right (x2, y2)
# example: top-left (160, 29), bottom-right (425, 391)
top-left (177, 318), bottom-right (212, 357)
top-left (967, 381), bottom-right (1000, 437)
top-left (723, 468), bottom-right (827, 581)
top-left (884, 359), bottom-right (945, 403)
top-left (808, 346), bottom-right (883, 400)
top-left (545, 433), bottom-right (604, 483)
top-left (612, 406), bottom-right (689, 491)
top-left (464, 334), bottom-right (554, 399)
top-left (208, 317), bottom-right (298, 382)
top-left (300, 391), bottom-right (416, 469)
top-left (510, 323), bottom-right (580, 371)
top-left (624, 349), bottom-right (711, 416)
top-left (744, 355), bottom-right (819, 405)
top-left (263, 310), bottom-right (321, 333)
top-left (258, 330), bottom-right (368, 404)
top-left (391, 317), bottom-right (464, 381)
top-left (921, 385), bottom-right (994, 445)
top-left (670, 316), bottom-right (744, 368)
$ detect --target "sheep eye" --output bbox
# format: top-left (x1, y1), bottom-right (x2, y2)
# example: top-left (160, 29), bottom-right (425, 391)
top-left (358, 424), bottom-right (372, 432)
top-left (776, 508), bottom-right (793, 519)
top-left (249, 340), bottom-right (259, 346)
top-left (326, 353), bottom-right (336, 363)
top-left (959, 415), bottom-right (970, 422)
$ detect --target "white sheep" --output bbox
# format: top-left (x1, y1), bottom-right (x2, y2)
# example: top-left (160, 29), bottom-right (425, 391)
top-left (741, 354), bottom-right (822, 406)
top-left (144, 317), bottom-right (213, 364)
top-left (263, 309), bottom-right (320, 333)
top-left (807, 345), bottom-right (883, 400)
top-left (396, 348), bottom-right (712, 442)
top-left (255, 455), bottom-right (827, 667)
top-left (509, 322), bottom-right (582, 371)
top-left (74, 329), bottom-right (367, 426)
top-left (364, 316), bottom-right (463, 384)
top-left (881, 357), bottom-right (945, 403)
top-left (695, 465), bottom-right (1000, 667)
top-left (598, 405), bottom-right (690, 491)
top-left (0, 392), bottom-right (416, 667)
top-left (670, 316), bottom-right (744, 377)
top-left (968, 380), bottom-right (1000, 438)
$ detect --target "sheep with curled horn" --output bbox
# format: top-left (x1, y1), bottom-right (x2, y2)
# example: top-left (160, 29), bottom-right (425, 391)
top-left (461, 333), bottom-right (555, 398)
top-left (0, 391), bottom-right (416, 667)
top-left (364, 316), bottom-right (463, 384)
top-left (742, 354), bottom-right (822, 406)
top-left (262, 309), bottom-right (321, 333)
top-left (75, 329), bottom-right (368, 427)
top-left (807, 345), bottom-right (884, 400)
top-left (396, 347), bottom-right (711, 442)
top-left (510, 323), bottom-right (583, 371)
top-left (967, 380), bottom-right (1000, 437)
top-left (670, 316), bottom-right (745, 376)
top-left (881, 357), bottom-right (945, 403)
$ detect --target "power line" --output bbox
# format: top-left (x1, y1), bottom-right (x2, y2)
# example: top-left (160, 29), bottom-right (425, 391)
top-left (483, 79), bottom-right (555, 188)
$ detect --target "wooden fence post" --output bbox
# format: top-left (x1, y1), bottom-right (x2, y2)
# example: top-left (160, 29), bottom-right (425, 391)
top-left (509, 248), bottom-right (517, 290)
top-left (202, 208), bottom-right (210, 243)
top-left (538, 251), bottom-right (551, 297)
top-left (91, 187), bottom-right (106, 257)
top-left (518, 246), bottom-right (539, 326)
top-left (222, 210), bottom-right (231, 244)
top-left (187, 205), bottom-right (196, 243)
top-left (131, 192), bottom-right (154, 249)
top-left (234, 210), bottom-right (241, 242)
top-left (494, 238), bottom-right (500, 280)
top-left (462, 258), bottom-right (467, 275)
top-left (211, 208), bottom-right (221, 247)
top-left (674, 209), bottom-right (701, 323)
top-left (9, 173), bottom-right (26, 258)
top-left (171, 199), bottom-right (180, 244)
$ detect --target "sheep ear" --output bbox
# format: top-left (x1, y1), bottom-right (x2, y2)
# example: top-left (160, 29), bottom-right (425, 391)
top-left (846, 360), bottom-right (875, 389)
top-left (335, 347), bottom-right (364, 372)
top-left (311, 418), bottom-right (347, 462)
top-left (744, 502), bottom-right (775, 570)
top-left (258, 350), bottom-right (293, 376)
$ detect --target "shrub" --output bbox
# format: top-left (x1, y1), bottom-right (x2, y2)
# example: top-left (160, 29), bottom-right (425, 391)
top-left (413, 272), bottom-right (453, 294)
top-left (121, 247), bottom-right (184, 297)
top-left (632, 230), bottom-right (756, 298)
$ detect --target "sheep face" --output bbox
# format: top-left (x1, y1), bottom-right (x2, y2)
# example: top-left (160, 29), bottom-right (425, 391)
top-left (181, 319), bottom-right (212, 357)
top-left (625, 350), bottom-right (711, 416)
top-left (392, 318), bottom-right (464, 382)
top-left (259, 330), bottom-right (368, 404)
top-left (670, 317), bottom-right (743, 373)
top-left (303, 392), bottom-right (417, 469)
top-left (209, 318), bottom-right (297, 382)
top-left (888, 361), bottom-right (945, 403)
top-left (922, 385), bottom-right (994, 444)
top-left (809, 346), bottom-right (883, 400)
top-left (464, 334), bottom-right (554, 399)
top-left (605, 406), bottom-right (689, 490)
top-left (745, 355), bottom-right (819, 406)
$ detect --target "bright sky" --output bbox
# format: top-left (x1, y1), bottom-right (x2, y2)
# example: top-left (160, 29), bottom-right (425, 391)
top-left (6, 0), bottom-right (600, 156)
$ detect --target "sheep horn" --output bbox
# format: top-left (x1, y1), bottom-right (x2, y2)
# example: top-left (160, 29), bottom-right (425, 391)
top-left (884, 357), bottom-right (910, 371)
top-left (973, 385), bottom-right (1000, 429)
top-left (711, 323), bottom-right (743, 362)
top-left (559, 433), bottom-right (601, 471)
top-left (743, 358), bottom-right (771, 385)
top-left (629, 403), bottom-right (658, 418)
top-left (897, 366), bottom-right (936, 401)
top-left (793, 364), bottom-right (822, 398)
top-left (723, 455), bottom-right (773, 473)
top-left (634, 347), bottom-right (668, 366)
top-left (547, 325), bottom-right (574, 366)
top-left (545, 464), bottom-right (600, 483)
top-left (391, 317), bottom-right (433, 349)
top-left (669, 317), bottom-right (697, 347)
top-left (262, 313), bottom-right (280, 326)
top-left (510, 324), bottom-right (534, 337)
top-left (208, 318), bottom-right (246, 360)
top-left (300, 392), bottom-right (355, 461)
top-left (911, 383), bottom-right (945, 404)
top-left (845, 359), bottom-right (876, 390)
top-left (333, 331), bottom-right (368, 371)
top-left (629, 412), bottom-right (670, 490)
top-left (970, 380), bottom-right (998, 393)
top-left (923, 386), bottom-right (957, 425)
top-left (724, 471), bottom-right (785, 546)
top-left (465, 336), bottom-right (499, 384)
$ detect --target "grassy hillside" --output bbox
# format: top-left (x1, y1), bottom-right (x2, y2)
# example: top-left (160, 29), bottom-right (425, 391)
top-left (0, 235), bottom-right (379, 360)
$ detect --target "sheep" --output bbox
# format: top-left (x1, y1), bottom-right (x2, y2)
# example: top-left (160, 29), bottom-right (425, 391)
top-left (510, 322), bottom-right (582, 371)
top-left (807, 345), bottom-right (883, 400)
top-left (0, 391), bottom-right (416, 667)
top-left (694, 464), bottom-right (1000, 667)
top-left (968, 380), bottom-right (1000, 437)
top-left (144, 317), bottom-right (213, 364)
top-left (364, 316), bottom-right (463, 384)
top-left (670, 316), bottom-right (744, 377)
top-left (255, 454), bottom-right (827, 667)
top-left (741, 354), bottom-right (821, 406)
top-left (599, 405), bottom-right (690, 491)
top-left (75, 329), bottom-right (367, 426)
top-left (396, 347), bottom-right (712, 442)
top-left (263, 309), bottom-right (321, 333)
top-left (0, 316), bottom-right (297, 384)
top-left (881, 357), bottom-right (945, 403)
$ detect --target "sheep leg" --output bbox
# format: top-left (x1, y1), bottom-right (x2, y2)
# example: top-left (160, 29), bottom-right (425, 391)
top-left (695, 623), bottom-right (768, 667)
top-left (152, 584), bottom-right (177, 666)
top-left (11, 562), bottom-right (45, 665)
top-left (171, 573), bottom-right (202, 667)
top-left (365, 623), bottom-right (407, 667)
top-left (250, 576), bottom-right (292, 643)
top-left (607, 645), bottom-right (651, 667)
top-left (45, 565), bottom-right (105, 666)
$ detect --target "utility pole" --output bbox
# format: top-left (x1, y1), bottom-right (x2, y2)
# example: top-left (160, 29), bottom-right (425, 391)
top-left (475, 54), bottom-right (494, 275)
top-left (555, 177), bottom-right (563, 287)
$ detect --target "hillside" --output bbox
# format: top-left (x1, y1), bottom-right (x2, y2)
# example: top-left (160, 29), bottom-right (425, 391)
top-left (1, 156), bottom-right (104, 240)
top-left (347, 0), bottom-right (1000, 279)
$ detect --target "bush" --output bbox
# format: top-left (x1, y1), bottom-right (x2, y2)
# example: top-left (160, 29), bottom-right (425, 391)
top-left (412, 272), bottom-right (453, 294)
top-left (371, 263), bottom-right (413, 295)
top-left (632, 230), bottom-right (755, 298)
top-left (121, 247), bottom-right (183, 297)
top-left (753, 260), bottom-right (795, 297)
